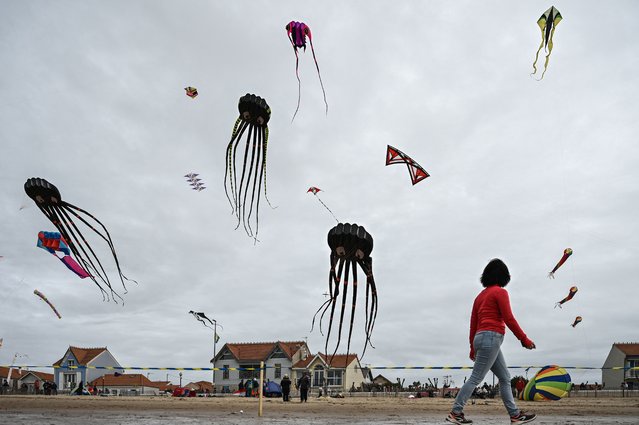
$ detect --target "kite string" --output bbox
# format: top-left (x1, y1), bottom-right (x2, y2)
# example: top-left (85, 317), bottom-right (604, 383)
top-left (314, 194), bottom-right (339, 223)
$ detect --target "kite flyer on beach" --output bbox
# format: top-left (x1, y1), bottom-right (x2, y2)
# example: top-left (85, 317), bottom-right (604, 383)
top-left (446, 259), bottom-right (537, 425)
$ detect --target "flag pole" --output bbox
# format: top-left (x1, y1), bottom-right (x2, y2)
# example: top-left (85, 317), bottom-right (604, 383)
top-left (258, 361), bottom-right (264, 417)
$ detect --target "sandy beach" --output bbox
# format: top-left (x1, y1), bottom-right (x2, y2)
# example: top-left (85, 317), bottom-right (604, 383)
top-left (1, 395), bottom-right (638, 424)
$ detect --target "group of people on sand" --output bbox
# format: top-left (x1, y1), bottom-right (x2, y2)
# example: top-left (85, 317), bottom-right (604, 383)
top-left (1, 379), bottom-right (58, 395)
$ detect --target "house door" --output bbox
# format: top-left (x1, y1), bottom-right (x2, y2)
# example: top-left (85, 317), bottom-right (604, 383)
top-left (313, 366), bottom-right (324, 387)
top-left (63, 373), bottom-right (77, 390)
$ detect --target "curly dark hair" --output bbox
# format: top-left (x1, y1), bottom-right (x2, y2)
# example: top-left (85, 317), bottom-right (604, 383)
top-left (480, 259), bottom-right (511, 287)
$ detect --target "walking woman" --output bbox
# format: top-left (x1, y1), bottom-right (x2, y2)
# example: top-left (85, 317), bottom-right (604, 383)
top-left (446, 259), bottom-right (537, 424)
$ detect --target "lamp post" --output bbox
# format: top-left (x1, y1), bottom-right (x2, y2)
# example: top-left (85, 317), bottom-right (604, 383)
top-left (209, 319), bottom-right (223, 393)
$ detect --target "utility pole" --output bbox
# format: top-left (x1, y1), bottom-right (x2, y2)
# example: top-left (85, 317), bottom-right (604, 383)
top-left (210, 319), bottom-right (223, 393)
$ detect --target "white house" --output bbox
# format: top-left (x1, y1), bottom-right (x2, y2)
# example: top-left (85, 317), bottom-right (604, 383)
top-left (18, 371), bottom-right (54, 393)
top-left (291, 352), bottom-right (368, 393)
top-left (602, 342), bottom-right (639, 390)
top-left (89, 373), bottom-right (161, 396)
top-left (211, 341), bottom-right (310, 393)
top-left (53, 346), bottom-right (124, 390)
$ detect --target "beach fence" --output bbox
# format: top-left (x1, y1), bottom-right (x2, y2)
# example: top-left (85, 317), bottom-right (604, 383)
top-left (3, 363), bottom-right (638, 415)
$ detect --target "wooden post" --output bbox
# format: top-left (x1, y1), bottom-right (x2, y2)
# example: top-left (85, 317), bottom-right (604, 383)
top-left (258, 361), bottom-right (264, 417)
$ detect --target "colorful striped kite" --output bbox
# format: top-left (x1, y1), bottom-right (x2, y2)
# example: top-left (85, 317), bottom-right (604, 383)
top-left (37, 231), bottom-right (90, 278)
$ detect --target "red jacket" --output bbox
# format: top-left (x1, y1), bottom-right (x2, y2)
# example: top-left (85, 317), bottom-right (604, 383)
top-left (469, 286), bottom-right (531, 355)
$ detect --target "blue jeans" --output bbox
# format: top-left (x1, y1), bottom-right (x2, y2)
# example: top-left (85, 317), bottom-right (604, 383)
top-left (452, 331), bottom-right (519, 416)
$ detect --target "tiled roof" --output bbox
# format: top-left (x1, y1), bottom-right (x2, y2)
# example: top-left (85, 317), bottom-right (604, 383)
top-left (184, 381), bottom-right (213, 392)
top-left (279, 341), bottom-right (306, 358)
top-left (53, 346), bottom-right (108, 366)
top-left (292, 353), bottom-right (359, 369)
top-left (614, 342), bottom-right (639, 356)
top-left (89, 373), bottom-right (156, 387)
top-left (20, 371), bottom-right (54, 381)
top-left (222, 341), bottom-right (306, 362)
top-left (0, 366), bottom-right (26, 380)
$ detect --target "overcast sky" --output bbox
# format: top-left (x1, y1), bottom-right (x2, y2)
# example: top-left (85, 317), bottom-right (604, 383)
top-left (1, 0), bottom-right (638, 388)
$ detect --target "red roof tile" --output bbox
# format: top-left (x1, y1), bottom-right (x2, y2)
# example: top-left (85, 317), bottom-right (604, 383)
top-left (184, 381), bottom-right (213, 392)
top-left (222, 341), bottom-right (306, 362)
top-left (89, 373), bottom-right (155, 387)
top-left (614, 343), bottom-right (639, 356)
top-left (53, 346), bottom-right (108, 366)
top-left (0, 366), bottom-right (26, 380)
top-left (292, 353), bottom-right (359, 369)
top-left (20, 371), bottom-right (54, 382)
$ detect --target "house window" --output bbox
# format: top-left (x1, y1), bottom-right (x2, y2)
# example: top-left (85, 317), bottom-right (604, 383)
top-left (326, 369), bottom-right (343, 386)
top-left (313, 366), bottom-right (324, 387)
top-left (239, 364), bottom-right (260, 380)
top-left (223, 365), bottom-right (230, 380)
top-left (274, 364), bottom-right (281, 379)
top-left (67, 359), bottom-right (76, 367)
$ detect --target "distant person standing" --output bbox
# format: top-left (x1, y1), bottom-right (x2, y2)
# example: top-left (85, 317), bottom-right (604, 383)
top-left (298, 372), bottom-right (310, 403)
top-left (446, 259), bottom-right (537, 425)
top-left (515, 377), bottom-right (525, 399)
top-left (280, 375), bottom-right (292, 402)
top-left (34, 379), bottom-right (40, 395)
top-left (245, 378), bottom-right (252, 397)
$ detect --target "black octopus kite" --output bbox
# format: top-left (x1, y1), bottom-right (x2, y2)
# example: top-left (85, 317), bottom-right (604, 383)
top-left (311, 223), bottom-right (378, 360)
top-left (224, 94), bottom-right (275, 241)
top-left (24, 178), bottom-right (136, 302)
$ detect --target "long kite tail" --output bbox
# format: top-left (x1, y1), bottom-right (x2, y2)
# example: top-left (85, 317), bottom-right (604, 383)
top-left (311, 254), bottom-right (338, 334)
top-left (224, 118), bottom-right (247, 213)
top-left (61, 202), bottom-right (137, 290)
top-left (539, 25), bottom-right (558, 80)
top-left (288, 35), bottom-right (302, 123)
top-left (261, 127), bottom-right (277, 209)
top-left (309, 39), bottom-right (328, 115)
top-left (531, 33), bottom-right (545, 77)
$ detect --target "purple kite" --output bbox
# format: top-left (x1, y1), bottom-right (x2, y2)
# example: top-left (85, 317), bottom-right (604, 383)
top-left (285, 21), bottom-right (328, 121)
